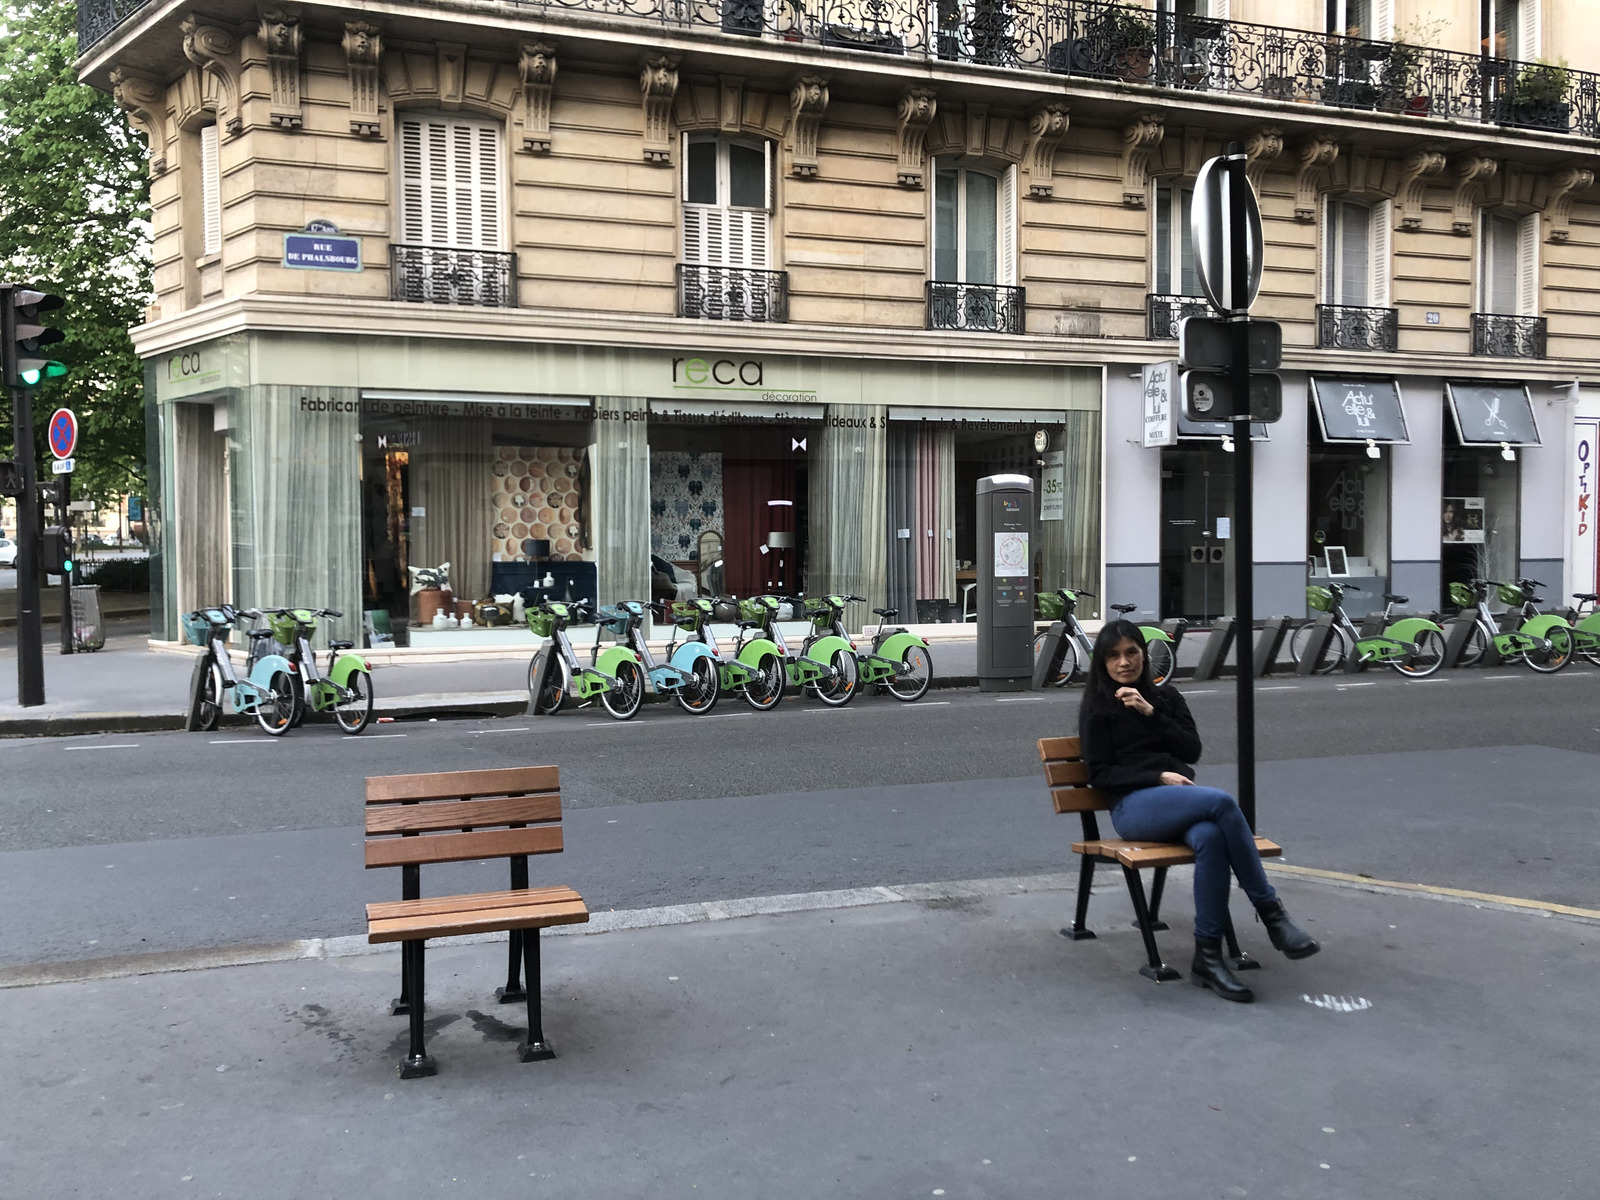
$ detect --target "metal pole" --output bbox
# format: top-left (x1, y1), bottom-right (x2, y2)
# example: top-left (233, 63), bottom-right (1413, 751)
top-left (2, 285), bottom-right (46, 705)
top-left (1223, 143), bottom-right (1256, 832)
top-left (58, 470), bottom-right (73, 655)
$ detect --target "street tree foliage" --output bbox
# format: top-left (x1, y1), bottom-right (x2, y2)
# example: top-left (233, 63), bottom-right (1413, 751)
top-left (0, 0), bottom-right (151, 504)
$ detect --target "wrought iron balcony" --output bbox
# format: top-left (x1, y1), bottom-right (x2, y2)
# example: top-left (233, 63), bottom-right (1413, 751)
top-left (926, 281), bottom-right (1026, 334)
top-left (391, 246), bottom-right (518, 307)
top-left (1147, 293), bottom-right (1213, 340)
top-left (677, 264), bottom-right (789, 322)
top-left (1317, 304), bottom-right (1398, 352)
top-left (1472, 313), bottom-right (1548, 358)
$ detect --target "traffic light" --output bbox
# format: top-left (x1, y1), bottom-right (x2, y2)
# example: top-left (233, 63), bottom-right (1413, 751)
top-left (41, 526), bottom-right (73, 575)
top-left (5, 287), bottom-right (66, 388)
top-left (0, 460), bottom-right (20, 497)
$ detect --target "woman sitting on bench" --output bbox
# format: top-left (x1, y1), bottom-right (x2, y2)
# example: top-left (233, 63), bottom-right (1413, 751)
top-left (1078, 620), bottom-right (1319, 1003)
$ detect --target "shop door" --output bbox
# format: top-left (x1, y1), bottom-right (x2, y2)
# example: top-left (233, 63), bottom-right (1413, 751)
top-left (1159, 446), bottom-right (1234, 622)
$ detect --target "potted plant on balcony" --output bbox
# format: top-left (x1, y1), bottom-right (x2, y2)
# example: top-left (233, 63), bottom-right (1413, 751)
top-left (777, 0), bottom-right (807, 42)
top-left (1510, 58), bottom-right (1571, 130)
top-left (1380, 19), bottom-right (1445, 116)
top-left (1103, 9), bottom-right (1156, 83)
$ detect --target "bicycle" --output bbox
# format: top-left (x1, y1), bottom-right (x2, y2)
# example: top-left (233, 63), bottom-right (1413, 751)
top-left (667, 596), bottom-right (786, 711)
top-left (1289, 585), bottom-right (1447, 677)
top-left (1571, 591), bottom-right (1600, 666)
top-left (527, 599), bottom-right (646, 719)
top-left (1032, 588), bottom-right (1097, 687)
top-left (795, 594), bottom-right (867, 707)
top-left (600, 599), bottom-right (720, 715)
top-left (1451, 579), bottom-right (1575, 673)
top-left (257, 607), bottom-right (375, 734)
top-left (1104, 603), bottom-right (1184, 686)
top-left (183, 606), bottom-right (299, 736)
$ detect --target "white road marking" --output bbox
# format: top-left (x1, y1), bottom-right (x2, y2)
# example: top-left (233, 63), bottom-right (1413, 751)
top-left (915, 701), bottom-right (951, 706)
top-left (1335, 682), bottom-right (1377, 689)
top-left (1183, 689), bottom-right (1220, 695)
top-left (64, 743), bottom-right (139, 751)
top-left (473, 727), bottom-right (531, 735)
top-left (995, 696), bottom-right (1048, 703)
top-left (1481, 674), bottom-right (1522, 680)
top-left (359, 733), bottom-right (408, 739)
top-left (208, 739), bottom-right (280, 745)
top-left (1258, 685), bottom-right (1298, 691)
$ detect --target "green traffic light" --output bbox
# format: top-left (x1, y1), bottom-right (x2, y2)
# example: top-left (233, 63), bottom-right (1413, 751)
top-left (18, 360), bottom-right (66, 386)
top-left (62, 559), bottom-right (74, 574)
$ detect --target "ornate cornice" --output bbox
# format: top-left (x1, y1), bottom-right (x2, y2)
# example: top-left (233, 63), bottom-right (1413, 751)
top-left (258, 10), bottom-right (302, 130)
top-left (1024, 103), bottom-right (1069, 197)
top-left (519, 42), bottom-right (556, 153)
top-left (787, 75), bottom-right (829, 179)
top-left (1120, 113), bottom-right (1164, 207)
top-left (639, 55), bottom-right (679, 165)
top-left (894, 87), bottom-right (937, 188)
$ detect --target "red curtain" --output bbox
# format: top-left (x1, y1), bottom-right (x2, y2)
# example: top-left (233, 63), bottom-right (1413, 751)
top-left (722, 459), bottom-right (796, 596)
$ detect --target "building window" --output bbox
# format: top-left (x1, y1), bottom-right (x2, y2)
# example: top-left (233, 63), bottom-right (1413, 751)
top-left (200, 123), bottom-right (221, 257)
top-left (933, 162), bottom-right (1016, 286)
top-left (1479, 210), bottom-right (1538, 316)
top-left (682, 135), bottom-right (773, 269)
top-left (397, 115), bottom-right (504, 250)
top-left (1323, 197), bottom-right (1390, 309)
top-left (1153, 181), bottom-right (1199, 297)
top-left (1484, 0), bottom-right (1539, 60)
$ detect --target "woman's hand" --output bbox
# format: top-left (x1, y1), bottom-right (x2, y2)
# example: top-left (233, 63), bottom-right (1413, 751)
top-left (1115, 686), bottom-right (1154, 717)
top-left (1159, 771), bottom-right (1194, 787)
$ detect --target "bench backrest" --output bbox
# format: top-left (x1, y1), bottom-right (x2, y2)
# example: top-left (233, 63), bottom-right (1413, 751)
top-left (1037, 736), bottom-right (1114, 815)
top-left (365, 765), bottom-right (564, 870)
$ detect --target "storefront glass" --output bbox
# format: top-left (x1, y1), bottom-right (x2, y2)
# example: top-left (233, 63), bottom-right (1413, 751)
top-left (1159, 445), bottom-right (1234, 622)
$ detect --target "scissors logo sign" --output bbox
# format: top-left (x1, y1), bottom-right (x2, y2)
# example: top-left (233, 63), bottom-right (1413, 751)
top-left (1479, 394), bottom-right (1512, 436)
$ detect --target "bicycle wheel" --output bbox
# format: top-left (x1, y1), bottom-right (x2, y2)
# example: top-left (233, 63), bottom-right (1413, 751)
top-left (1390, 629), bottom-right (1446, 679)
top-left (599, 660), bottom-right (645, 719)
top-left (674, 656), bottom-right (720, 715)
top-left (884, 644), bottom-right (933, 702)
top-left (532, 652), bottom-right (570, 715)
top-left (333, 671), bottom-right (374, 734)
top-left (1031, 631), bottom-right (1075, 687)
top-left (1582, 631), bottom-right (1600, 668)
top-left (741, 654), bottom-right (786, 711)
top-left (1457, 625), bottom-right (1487, 668)
top-left (288, 673), bottom-right (307, 729)
top-left (1288, 623), bottom-right (1349, 674)
top-left (255, 671), bottom-right (296, 736)
top-left (812, 647), bottom-right (858, 707)
top-left (1145, 639), bottom-right (1176, 686)
top-left (188, 656), bottom-right (223, 732)
top-left (1523, 625), bottom-right (1575, 674)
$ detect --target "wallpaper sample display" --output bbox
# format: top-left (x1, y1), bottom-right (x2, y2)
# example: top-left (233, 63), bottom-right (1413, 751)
top-left (491, 445), bottom-right (586, 561)
top-left (650, 451), bottom-right (723, 558)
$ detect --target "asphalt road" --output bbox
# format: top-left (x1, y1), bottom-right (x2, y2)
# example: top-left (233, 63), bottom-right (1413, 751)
top-left (2, 669), bottom-right (1596, 967)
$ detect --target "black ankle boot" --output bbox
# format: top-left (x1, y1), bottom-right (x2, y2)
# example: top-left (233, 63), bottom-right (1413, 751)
top-left (1256, 900), bottom-right (1320, 960)
top-left (1191, 938), bottom-right (1254, 1003)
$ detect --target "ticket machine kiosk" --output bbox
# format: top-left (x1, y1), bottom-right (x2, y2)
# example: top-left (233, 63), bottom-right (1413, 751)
top-left (976, 474), bottom-right (1035, 692)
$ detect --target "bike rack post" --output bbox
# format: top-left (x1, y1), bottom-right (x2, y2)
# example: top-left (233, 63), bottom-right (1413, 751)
top-left (1295, 614), bottom-right (1336, 676)
top-left (1442, 617), bottom-right (1480, 669)
top-left (1343, 613), bottom-right (1386, 674)
top-left (526, 644), bottom-right (555, 715)
top-left (1191, 617), bottom-right (1236, 682)
top-left (1253, 617), bottom-right (1291, 678)
top-left (1031, 620), bottom-right (1071, 690)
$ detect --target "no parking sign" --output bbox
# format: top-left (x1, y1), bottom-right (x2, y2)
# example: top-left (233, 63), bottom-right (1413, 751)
top-left (48, 408), bottom-right (77, 459)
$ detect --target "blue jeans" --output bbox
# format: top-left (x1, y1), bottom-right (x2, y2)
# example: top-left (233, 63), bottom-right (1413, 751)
top-left (1110, 785), bottom-right (1278, 942)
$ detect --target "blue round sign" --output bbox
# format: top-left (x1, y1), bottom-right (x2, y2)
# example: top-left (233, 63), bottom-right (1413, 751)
top-left (48, 408), bottom-right (77, 459)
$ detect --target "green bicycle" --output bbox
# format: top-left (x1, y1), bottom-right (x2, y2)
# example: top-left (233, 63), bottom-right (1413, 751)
top-left (1034, 591), bottom-right (1180, 687)
top-left (1571, 590), bottom-right (1600, 666)
top-left (256, 607), bottom-right (375, 734)
top-left (1450, 579), bottom-right (1575, 673)
top-left (1291, 584), bottom-right (1447, 677)
top-left (527, 599), bottom-right (646, 719)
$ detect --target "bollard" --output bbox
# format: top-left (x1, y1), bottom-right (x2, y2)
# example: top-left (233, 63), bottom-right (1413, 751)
top-left (526, 644), bottom-right (554, 715)
top-left (1253, 617), bottom-right (1291, 678)
top-left (1192, 617), bottom-right (1236, 682)
top-left (1442, 616), bottom-right (1481, 668)
top-left (1031, 621), bottom-right (1071, 689)
top-left (1296, 614), bottom-right (1336, 676)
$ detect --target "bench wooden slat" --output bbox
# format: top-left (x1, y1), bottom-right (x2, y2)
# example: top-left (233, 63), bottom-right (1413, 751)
top-left (365, 825), bottom-right (563, 868)
top-left (365, 765), bottom-right (561, 804)
top-left (366, 794), bottom-right (562, 835)
top-left (1051, 787), bottom-right (1114, 814)
top-left (1043, 759), bottom-right (1091, 786)
top-left (369, 898), bottom-right (590, 944)
top-left (1038, 735), bottom-right (1081, 762)
top-left (367, 886), bottom-right (582, 923)
top-left (1070, 836), bottom-right (1283, 869)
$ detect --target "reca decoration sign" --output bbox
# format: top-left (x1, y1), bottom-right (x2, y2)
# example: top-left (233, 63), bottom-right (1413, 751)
top-left (284, 221), bottom-right (362, 272)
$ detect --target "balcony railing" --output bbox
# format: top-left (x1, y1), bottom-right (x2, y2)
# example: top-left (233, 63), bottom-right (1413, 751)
top-left (1147, 293), bottom-right (1213, 340)
top-left (73, 0), bottom-right (1600, 141)
top-left (391, 246), bottom-right (518, 307)
top-left (1471, 313), bottom-right (1547, 358)
top-left (677, 264), bottom-right (789, 322)
top-left (1317, 304), bottom-right (1398, 352)
top-left (927, 281), bottom-right (1026, 334)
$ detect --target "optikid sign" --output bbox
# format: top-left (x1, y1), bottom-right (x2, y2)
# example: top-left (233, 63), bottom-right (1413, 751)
top-left (1577, 419), bottom-right (1598, 594)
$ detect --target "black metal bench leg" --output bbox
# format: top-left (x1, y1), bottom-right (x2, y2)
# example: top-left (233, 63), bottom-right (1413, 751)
top-left (398, 940), bottom-right (437, 1078)
top-left (497, 930), bottom-right (527, 1003)
top-left (1122, 866), bottom-right (1181, 982)
top-left (391, 863), bottom-right (421, 1016)
top-left (518, 928), bottom-right (556, 1062)
top-left (1061, 853), bottom-right (1098, 940)
top-left (1223, 909), bottom-right (1260, 972)
top-left (1133, 866), bottom-right (1171, 933)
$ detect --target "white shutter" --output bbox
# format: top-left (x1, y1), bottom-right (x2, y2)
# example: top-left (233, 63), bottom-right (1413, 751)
top-left (397, 114), bottom-right (503, 249)
top-left (1321, 195), bottom-right (1336, 303)
top-left (200, 124), bottom-right (221, 256)
top-left (1372, 0), bottom-right (1394, 41)
top-left (1517, 212), bottom-right (1540, 315)
top-left (399, 119), bottom-right (424, 243)
top-left (1209, 0), bottom-right (1229, 18)
top-left (1370, 199), bottom-right (1392, 309)
top-left (683, 206), bottom-right (707, 265)
top-left (1519, 0), bottom-right (1542, 62)
top-left (999, 164), bottom-right (1018, 287)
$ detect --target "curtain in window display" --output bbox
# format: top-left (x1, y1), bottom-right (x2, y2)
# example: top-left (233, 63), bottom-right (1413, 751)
top-left (412, 416), bottom-right (493, 605)
top-left (231, 387), bottom-right (363, 638)
top-left (885, 426), bottom-right (916, 617)
top-left (172, 401), bottom-right (229, 619)
top-left (917, 426), bottom-right (956, 604)
top-left (808, 405), bottom-right (887, 630)
top-left (1039, 410), bottom-right (1101, 608)
top-left (592, 396), bottom-right (649, 609)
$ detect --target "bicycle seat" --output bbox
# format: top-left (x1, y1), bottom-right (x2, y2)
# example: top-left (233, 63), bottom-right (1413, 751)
top-left (1383, 593), bottom-right (1408, 604)
top-left (872, 607), bottom-right (897, 619)
top-left (330, 640), bottom-right (354, 651)
top-left (1110, 603), bottom-right (1137, 614)
top-left (246, 628), bottom-right (275, 640)
top-left (1576, 592), bottom-right (1600, 603)
top-left (736, 619), bottom-right (762, 631)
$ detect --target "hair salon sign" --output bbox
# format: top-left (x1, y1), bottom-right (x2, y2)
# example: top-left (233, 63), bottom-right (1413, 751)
top-left (1142, 361), bottom-right (1177, 448)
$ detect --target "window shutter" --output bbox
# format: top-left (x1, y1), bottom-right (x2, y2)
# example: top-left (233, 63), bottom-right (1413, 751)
top-left (1372, 0), bottom-right (1394, 41)
top-left (1321, 195), bottom-right (1336, 303)
top-left (1209, 0), bottom-right (1229, 18)
top-left (399, 119), bottom-right (425, 243)
top-left (200, 124), bottom-right (221, 256)
top-left (1370, 200), bottom-right (1392, 309)
top-left (1517, 212), bottom-right (1540, 315)
top-left (683, 206), bottom-right (707, 265)
top-left (1519, 0), bottom-right (1541, 62)
top-left (475, 124), bottom-right (501, 251)
top-left (999, 164), bottom-right (1018, 287)
top-left (397, 114), bottom-right (502, 250)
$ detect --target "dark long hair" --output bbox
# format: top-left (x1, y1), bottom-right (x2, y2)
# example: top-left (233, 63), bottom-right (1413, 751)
top-left (1080, 619), bottom-right (1154, 718)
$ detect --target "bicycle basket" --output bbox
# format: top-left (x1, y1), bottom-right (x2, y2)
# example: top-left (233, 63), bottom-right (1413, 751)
top-left (181, 612), bottom-right (213, 646)
top-left (737, 597), bottom-right (767, 622)
top-left (596, 604), bottom-right (631, 636)
top-left (527, 609), bottom-right (557, 638)
top-left (266, 612), bottom-right (296, 643)
top-left (805, 598), bottom-right (835, 629)
top-left (1306, 586), bottom-right (1334, 613)
top-left (1037, 592), bottom-right (1064, 620)
top-left (669, 600), bottom-right (703, 631)
top-left (1497, 582), bottom-right (1528, 606)
top-left (1448, 582), bottom-right (1476, 608)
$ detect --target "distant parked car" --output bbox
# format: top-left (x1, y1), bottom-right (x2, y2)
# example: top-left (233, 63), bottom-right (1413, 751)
top-left (0, 537), bottom-right (17, 567)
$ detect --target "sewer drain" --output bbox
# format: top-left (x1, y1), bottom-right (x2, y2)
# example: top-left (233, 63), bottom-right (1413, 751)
top-left (1302, 994), bottom-right (1372, 1013)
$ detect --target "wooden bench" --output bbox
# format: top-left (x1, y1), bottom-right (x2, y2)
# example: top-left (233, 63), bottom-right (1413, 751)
top-left (1038, 736), bottom-right (1282, 982)
top-left (365, 765), bottom-right (589, 1078)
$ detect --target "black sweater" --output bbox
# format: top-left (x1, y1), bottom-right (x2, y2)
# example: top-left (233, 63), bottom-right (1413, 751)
top-left (1078, 684), bottom-right (1203, 798)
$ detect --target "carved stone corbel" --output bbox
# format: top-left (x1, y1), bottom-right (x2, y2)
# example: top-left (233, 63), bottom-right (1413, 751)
top-left (519, 42), bottom-right (556, 153)
top-left (1449, 155), bottom-right (1497, 235)
top-left (895, 88), bottom-right (937, 188)
top-left (1537, 165), bottom-right (1594, 243)
top-left (1244, 126), bottom-right (1283, 193)
top-left (342, 22), bottom-right (382, 137)
top-left (1294, 135), bottom-right (1339, 221)
top-left (1393, 147), bottom-right (1446, 230)
top-left (787, 75), bottom-right (828, 179)
top-left (258, 11), bottom-right (302, 129)
top-left (1120, 113), bottom-right (1164, 207)
top-left (1023, 103), bottom-right (1069, 197)
top-left (181, 17), bottom-right (242, 136)
top-left (110, 68), bottom-right (170, 175)
top-left (639, 56), bottom-right (679, 165)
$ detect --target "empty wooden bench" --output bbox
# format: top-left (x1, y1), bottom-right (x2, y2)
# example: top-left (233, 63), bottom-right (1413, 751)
top-left (365, 765), bottom-right (589, 1078)
top-left (1038, 736), bottom-right (1283, 982)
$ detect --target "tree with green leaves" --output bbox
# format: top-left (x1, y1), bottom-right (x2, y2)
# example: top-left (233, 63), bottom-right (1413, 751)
top-left (0, 0), bottom-right (150, 505)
